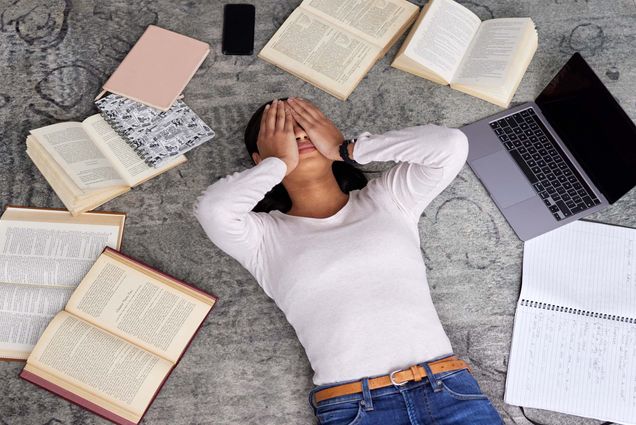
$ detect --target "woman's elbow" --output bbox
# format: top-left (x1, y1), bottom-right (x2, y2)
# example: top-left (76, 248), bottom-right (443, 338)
top-left (448, 128), bottom-right (469, 164)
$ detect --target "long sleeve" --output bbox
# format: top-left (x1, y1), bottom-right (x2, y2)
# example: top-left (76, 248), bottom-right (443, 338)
top-left (193, 156), bottom-right (287, 270)
top-left (353, 125), bottom-right (469, 223)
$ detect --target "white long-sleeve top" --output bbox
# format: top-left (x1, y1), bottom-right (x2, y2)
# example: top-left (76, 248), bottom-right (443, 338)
top-left (194, 125), bottom-right (469, 385)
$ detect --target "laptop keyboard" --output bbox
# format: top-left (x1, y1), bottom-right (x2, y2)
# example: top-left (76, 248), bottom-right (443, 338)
top-left (489, 107), bottom-right (600, 221)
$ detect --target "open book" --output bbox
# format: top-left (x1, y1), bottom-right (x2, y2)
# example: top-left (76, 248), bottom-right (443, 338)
top-left (259, 0), bottom-right (419, 100)
top-left (21, 248), bottom-right (217, 425)
top-left (0, 206), bottom-right (125, 360)
top-left (506, 220), bottom-right (636, 424)
top-left (26, 114), bottom-right (187, 216)
top-left (392, 0), bottom-right (538, 107)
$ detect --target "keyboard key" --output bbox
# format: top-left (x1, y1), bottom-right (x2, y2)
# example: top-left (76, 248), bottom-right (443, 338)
top-left (537, 160), bottom-right (547, 167)
top-left (568, 189), bottom-right (578, 196)
top-left (553, 213), bottom-right (562, 220)
top-left (495, 128), bottom-right (504, 135)
top-left (539, 191), bottom-right (549, 199)
top-left (566, 200), bottom-right (576, 208)
top-left (570, 205), bottom-right (586, 214)
top-left (490, 122), bottom-right (500, 128)
top-left (522, 153), bottom-right (532, 160)
top-left (582, 196), bottom-right (595, 207)
top-left (554, 169), bottom-right (563, 176)
top-left (559, 163), bottom-right (568, 170)
top-left (532, 166), bottom-right (541, 174)
top-left (544, 199), bottom-right (551, 206)
top-left (532, 154), bottom-right (541, 161)
top-left (548, 149), bottom-right (557, 156)
top-left (549, 205), bottom-right (559, 213)
top-left (562, 194), bottom-right (571, 201)
top-left (547, 173), bottom-right (556, 180)
top-left (552, 194), bottom-right (561, 201)
top-left (509, 150), bottom-right (538, 183)
top-left (557, 187), bottom-right (566, 195)
top-left (541, 166), bottom-right (551, 173)
top-left (504, 141), bottom-right (514, 149)
top-left (518, 147), bottom-right (528, 154)
top-left (555, 200), bottom-right (571, 216)
top-left (536, 173), bottom-right (545, 180)
top-left (549, 162), bottom-right (559, 170)
top-left (564, 170), bottom-right (573, 177)
top-left (500, 135), bottom-right (510, 142)
top-left (547, 186), bottom-right (557, 194)
top-left (521, 109), bottom-right (530, 117)
top-left (528, 159), bottom-right (536, 167)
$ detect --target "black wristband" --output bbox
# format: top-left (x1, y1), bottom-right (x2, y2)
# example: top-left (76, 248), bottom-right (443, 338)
top-left (339, 139), bottom-right (358, 164)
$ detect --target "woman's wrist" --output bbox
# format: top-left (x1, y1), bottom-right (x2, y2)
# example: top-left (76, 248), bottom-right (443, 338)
top-left (338, 139), bottom-right (357, 164)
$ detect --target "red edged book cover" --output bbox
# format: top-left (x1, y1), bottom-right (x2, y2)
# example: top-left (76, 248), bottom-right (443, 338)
top-left (19, 248), bottom-right (218, 425)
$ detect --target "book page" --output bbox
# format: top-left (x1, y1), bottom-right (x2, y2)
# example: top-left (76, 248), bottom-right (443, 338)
top-left (82, 114), bottom-right (186, 187)
top-left (66, 253), bottom-right (211, 363)
top-left (259, 7), bottom-right (381, 100)
top-left (28, 311), bottom-right (172, 416)
top-left (302, 0), bottom-right (418, 47)
top-left (30, 123), bottom-right (126, 190)
top-left (0, 284), bottom-right (72, 358)
top-left (453, 18), bottom-right (531, 88)
top-left (0, 219), bottom-right (121, 287)
top-left (403, 0), bottom-right (481, 83)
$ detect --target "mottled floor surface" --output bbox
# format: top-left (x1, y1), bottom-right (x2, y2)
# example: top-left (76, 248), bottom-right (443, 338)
top-left (1, 1), bottom-right (635, 424)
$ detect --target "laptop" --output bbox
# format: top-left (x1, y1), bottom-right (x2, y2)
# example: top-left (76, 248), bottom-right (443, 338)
top-left (461, 53), bottom-right (636, 241)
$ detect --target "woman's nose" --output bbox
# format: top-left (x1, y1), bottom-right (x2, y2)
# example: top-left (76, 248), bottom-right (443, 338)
top-left (293, 120), bottom-right (309, 141)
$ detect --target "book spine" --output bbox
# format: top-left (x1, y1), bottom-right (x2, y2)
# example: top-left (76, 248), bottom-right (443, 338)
top-left (520, 299), bottom-right (636, 324)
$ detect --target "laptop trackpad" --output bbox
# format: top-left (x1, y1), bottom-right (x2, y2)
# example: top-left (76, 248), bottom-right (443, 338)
top-left (472, 150), bottom-right (536, 208)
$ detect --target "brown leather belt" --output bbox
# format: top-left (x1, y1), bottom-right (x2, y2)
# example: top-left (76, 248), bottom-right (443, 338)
top-left (314, 356), bottom-right (470, 404)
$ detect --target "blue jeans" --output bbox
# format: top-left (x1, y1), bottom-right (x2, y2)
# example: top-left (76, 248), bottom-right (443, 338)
top-left (309, 356), bottom-right (503, 425)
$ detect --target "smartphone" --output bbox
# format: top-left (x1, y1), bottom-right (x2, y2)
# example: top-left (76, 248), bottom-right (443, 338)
top-left (222, 4), bottom-right (255, 55)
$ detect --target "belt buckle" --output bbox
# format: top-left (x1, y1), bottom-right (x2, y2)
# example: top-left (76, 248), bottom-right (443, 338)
top-left (389, 369), bottom-right (408, 386)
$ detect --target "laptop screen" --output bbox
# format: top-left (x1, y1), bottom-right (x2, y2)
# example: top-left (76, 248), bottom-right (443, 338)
top-left (536, 53), bottom-right (636, 204)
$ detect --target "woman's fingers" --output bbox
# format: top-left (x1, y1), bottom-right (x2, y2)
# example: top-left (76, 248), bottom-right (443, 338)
top-left (284, 106), bottom-right (294, 134)
top-left (275, 99), bottom-right (286, 131)
top-left (289, 107), bottom-right (311, 129)
top-left (291, 97), bottom-right (323, 119)
top-left (265, 100), bottom-right (279, 133)
top-left (287, 98), bottom-right (316, 124)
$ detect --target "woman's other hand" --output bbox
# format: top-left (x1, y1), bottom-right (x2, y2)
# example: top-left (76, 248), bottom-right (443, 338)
top-left (256, 99), bottom-right (299, 175)
top-left (287, 97), bottom-right (344, 161)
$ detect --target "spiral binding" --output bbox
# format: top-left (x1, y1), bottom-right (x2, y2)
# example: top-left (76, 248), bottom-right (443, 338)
top-left (520, 299), bottom-right (635, 324)
top-left (97, 109), bottom-right (156, 166)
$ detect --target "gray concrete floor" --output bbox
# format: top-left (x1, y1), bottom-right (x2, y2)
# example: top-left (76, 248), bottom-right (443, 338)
top-left (1, 0), bottom-right (635, 424)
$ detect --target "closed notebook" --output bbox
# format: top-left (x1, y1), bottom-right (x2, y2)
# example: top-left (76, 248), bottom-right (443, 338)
top-left (98, 25), bottom-right (210, 111)
top-left (95, 94), bottom-right (215, 167)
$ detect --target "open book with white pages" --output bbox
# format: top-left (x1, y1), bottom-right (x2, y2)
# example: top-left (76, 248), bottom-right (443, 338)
top-left (505, 220), bottom-right (636, 424)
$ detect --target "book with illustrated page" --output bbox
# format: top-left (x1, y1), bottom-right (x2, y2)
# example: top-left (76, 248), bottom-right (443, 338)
top-left (95, 93), bottom-right (215, 168)
top-left (26, 115), bottom-right (186, 216)
top-left (20, 248), bottom-right (218, 425)
top-left (391, 0), bottom-right (538, 107)
top-left (259, 0), bottom-right (420, 100)
top-left (0, 206), bottom-right (125, 360)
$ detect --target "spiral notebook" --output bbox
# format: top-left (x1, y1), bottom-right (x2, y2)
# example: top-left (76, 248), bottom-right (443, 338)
top-left (96, 94), bottom-right (215, 167)
top-left (505, 220), bottom-right (636, 424)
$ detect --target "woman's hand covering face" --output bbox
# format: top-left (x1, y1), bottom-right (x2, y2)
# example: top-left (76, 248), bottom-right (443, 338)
top-left (256, 99), bottom-right (299, 175)
top-left (287, 97), bottom-right (344, 161)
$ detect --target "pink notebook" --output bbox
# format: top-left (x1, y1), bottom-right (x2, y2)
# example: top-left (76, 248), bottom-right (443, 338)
top-left (97, 25), bottom-right (209, 111)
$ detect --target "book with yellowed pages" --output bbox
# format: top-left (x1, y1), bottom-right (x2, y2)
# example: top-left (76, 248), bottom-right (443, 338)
top-left (0, 206), bottom-right (125, 361)
top-left (391, 0), bottom-right (538, 107)
top-left (20, 248), bottom-right (217, 425)
top-left (259, 0), bottom-right (420, 100)
top-left (26, 114), bottom-right (187, 216)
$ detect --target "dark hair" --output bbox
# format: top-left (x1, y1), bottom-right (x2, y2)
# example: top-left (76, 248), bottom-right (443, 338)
top-left (244, 98), bottom-right (368, 213)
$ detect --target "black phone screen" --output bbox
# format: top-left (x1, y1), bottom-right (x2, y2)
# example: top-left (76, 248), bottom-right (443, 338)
top-left (222, 4), bottom-right (255, 55)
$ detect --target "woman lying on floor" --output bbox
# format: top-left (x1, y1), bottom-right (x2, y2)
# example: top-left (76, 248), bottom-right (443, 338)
top-left (194, 97), bottom-right (503, 425)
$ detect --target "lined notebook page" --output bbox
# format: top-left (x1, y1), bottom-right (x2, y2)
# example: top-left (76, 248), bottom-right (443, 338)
top-left (505, 220), bottom-right (636, 425)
